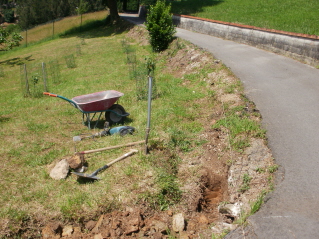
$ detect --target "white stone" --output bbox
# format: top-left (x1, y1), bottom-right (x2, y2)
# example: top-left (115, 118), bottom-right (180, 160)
top-left (172, 213), bottom-right (185, 232)
top-left (62, 225), bottom-right (73, 237)
top-left (50, 159), bottom-right (69, 180)
top-left (218, 202), bottom-right (241, 217)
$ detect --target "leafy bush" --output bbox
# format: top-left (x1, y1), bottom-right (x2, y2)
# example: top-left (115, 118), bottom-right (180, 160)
top-left (0, 28), bottom-right (23, 50)
top-left (145, 0), bottom-right (176, 52)
top-left (5, 24), bottom-right (21, 34)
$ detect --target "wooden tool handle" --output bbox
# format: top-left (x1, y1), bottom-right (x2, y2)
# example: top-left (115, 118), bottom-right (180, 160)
top-left (80, 140), bottom-right (145, 154)
top-left (107, 149), bottom-right (138, 167)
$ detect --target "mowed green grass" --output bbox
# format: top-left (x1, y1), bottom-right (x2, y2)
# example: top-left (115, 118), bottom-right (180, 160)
top-left (171, 0), bottom-right (319, 36)
top-left (0, 20), bottom-right (140, 228)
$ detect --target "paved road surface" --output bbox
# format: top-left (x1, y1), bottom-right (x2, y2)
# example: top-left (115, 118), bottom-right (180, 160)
top-left (122, 15), bottom-right (319, 238)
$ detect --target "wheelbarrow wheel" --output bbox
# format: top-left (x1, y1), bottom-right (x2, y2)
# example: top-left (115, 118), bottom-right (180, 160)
top-left (105, 104), bottom-right (126, 124)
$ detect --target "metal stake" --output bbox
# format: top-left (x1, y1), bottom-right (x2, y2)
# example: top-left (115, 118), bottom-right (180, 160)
top-left (145, 76), bottom-right (152, 154)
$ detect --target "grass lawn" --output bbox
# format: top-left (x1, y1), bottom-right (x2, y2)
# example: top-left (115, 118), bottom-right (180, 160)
top-left (171, 0), bottom-right (319, 36)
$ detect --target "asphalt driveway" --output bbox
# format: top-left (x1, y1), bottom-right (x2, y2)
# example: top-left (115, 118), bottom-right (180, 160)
top-left (178, 28), bottom-right (319, 239)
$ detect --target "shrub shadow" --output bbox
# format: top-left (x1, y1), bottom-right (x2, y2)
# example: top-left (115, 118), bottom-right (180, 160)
top-left (60, 17), bottom-right (135, 40)
top-left (0, 55), bottom-right (34, 67)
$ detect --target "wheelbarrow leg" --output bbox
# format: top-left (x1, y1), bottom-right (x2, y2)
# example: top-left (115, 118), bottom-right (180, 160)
top-left (93, 112), bottom-right (103, 129)
top-left (83, 113), bottom-right (93, 129)
top-left (82, 112), bottom-right (104, 129)
top-left (82, 113), bottom-right (86, 127)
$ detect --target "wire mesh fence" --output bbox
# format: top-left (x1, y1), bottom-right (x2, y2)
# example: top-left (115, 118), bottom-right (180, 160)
top-left (46, 59), bottom-right (62, 85)
top-left (135, 57), bottom-right (158, 100)
top-left (64, 54), bottom-right (77, 68)
top-left (122, 38), bottom-right (157, 100)
top-left (135, 63), bottom-right (149, 100)
top-left (76, 44), bottom-right (82, 56)
top-left (20, 60), bottom-right (63, 97)
top-left (122, 39), bottom-right (136, 80)
top-left (19, 38), bottom-right (86, 98)
top-left (20, 63), bottom-right (48, 98)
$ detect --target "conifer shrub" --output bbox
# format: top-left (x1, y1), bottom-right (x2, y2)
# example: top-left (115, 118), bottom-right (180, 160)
top-left (145, 0), bottom-right (176, 52)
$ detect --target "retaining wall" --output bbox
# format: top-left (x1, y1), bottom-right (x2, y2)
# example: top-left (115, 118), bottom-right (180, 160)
top-left (173, 15), bottom-right (319, 67)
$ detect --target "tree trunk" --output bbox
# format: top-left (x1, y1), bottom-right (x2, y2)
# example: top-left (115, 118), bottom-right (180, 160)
top-left (123, 0), bottom-right (127, 12)
top-left (107, 0), bottom-right (120, 22)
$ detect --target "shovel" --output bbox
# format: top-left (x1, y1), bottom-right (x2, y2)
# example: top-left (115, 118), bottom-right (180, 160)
top-left (71, 149), bottom-right (138, 180)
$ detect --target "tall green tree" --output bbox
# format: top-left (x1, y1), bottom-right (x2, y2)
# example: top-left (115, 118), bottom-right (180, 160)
top-left (15, 0), bottom-right (123, 29)
top-left (104, 0), bottom-right (120, 22)
top-left (16, 0), bottom-right (80, 29)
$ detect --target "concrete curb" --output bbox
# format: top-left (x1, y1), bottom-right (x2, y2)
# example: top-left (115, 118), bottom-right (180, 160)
top-left (173, 14), bottom-right (319, 67)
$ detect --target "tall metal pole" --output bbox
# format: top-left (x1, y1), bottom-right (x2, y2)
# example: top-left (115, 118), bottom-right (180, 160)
top-left (24, 64), bottom-right (29, 96)
top-left (145, 76), bottom-right (152, 154)
top-left (80, 14), bottom-right (82, 32)
top-left (42, 62), bottom-right (48, 92)
top-left (25, 29), bottom-right (28, 47)
top-left (52, 20), bottom-right (55, 38)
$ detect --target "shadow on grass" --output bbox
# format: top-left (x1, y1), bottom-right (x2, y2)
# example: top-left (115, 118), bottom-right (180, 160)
top-left (84, 116), bottom-right (134, 130)
top-left (171, 0), bottom-right (223, 15)
top-left (0, 55), bottom-right (34, 67)
top-left (60, 16), bottom-right (135, 40)
top-left (0, 116), bottom-right (10, 123)
top-left (75, 176), bottom-right (100, 184)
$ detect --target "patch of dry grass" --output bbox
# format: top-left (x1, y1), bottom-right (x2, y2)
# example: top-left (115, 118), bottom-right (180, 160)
top-left (20, 10), bottom-right (108, 46)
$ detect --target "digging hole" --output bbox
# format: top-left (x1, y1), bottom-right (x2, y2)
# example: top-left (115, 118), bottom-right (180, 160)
top-left (197, 168), bottom-right (228, 212)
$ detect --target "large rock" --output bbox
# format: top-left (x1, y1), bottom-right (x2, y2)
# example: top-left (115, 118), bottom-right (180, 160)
top-left (218, 203), bottom-right (241, 218)
top-left (49, 159), bottom-right (69, 180)
top-left (67, 153), bottom-right (84, 169)
top-left (62, 225), bottom-right (73, 237)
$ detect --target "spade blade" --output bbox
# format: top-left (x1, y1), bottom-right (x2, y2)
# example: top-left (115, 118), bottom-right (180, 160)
top-left (71, 171), bottom-right (100, 180)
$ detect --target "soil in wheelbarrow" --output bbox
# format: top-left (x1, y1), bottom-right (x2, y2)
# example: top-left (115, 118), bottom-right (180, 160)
top-left (9, 25), bottom-right (276, 239)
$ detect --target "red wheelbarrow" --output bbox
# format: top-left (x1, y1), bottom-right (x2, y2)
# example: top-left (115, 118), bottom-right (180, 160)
top-left (43, 90), bottom-right (129, 129)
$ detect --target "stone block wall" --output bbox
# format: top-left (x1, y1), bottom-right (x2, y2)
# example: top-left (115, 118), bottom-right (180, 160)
top-left (173, 15), bottom-right (319, 67)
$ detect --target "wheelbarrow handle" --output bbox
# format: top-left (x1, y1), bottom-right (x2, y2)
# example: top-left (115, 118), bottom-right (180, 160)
top-left (43, 92), bottom-right (78, 108)
top-left (43, 92), bottom-right (57, 97)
